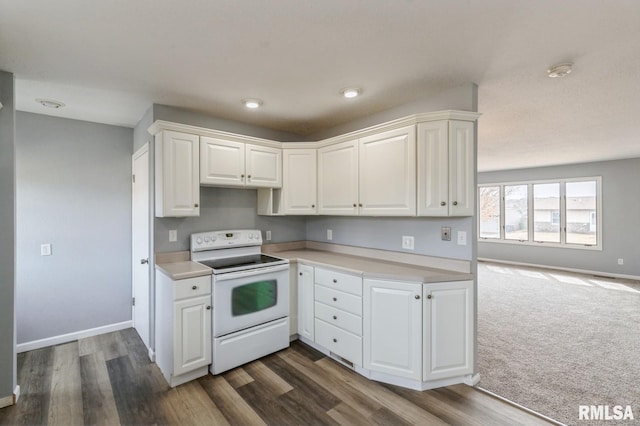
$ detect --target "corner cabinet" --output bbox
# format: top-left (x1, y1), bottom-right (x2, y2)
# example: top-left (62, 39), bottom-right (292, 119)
top-left (283, 149), bottom-right (317, 214)
top-left (156, 273), bottom-right (212, 387)
top-left (155, 130), bottom-right (200, 217)
top-left (200, 136), bottom-right (282, 188)
top-left (417, 120), bottom-right (475, 216)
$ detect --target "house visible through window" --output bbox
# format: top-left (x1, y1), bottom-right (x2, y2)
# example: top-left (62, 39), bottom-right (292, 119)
top-left (478, 177), bottom-right (601, 249)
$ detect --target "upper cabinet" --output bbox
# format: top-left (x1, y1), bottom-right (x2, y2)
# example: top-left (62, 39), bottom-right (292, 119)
top-left (359, 126), bottom-right (416, 216)
top-left (200, 137), bottom-right (282, 188)
top-left (417, 120), bottom-right (475, 217)
top-left (155, 130), bottom-right (200, 217)
top-left (317, 140), bottom-right (359, 215)
top-left (282, 149), bottom-right (317, 215)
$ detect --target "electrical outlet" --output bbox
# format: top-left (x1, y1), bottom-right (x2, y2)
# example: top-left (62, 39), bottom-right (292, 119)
top-left (327, 229), bottom-right (333, 240)
top-left (40, 243), bottom-right (52, 256)
top-left (441, 227), bottom-right (451, 241)
top-left (457, 231), bottom-right (467, 246)
top-left (618, 258), bottom-right (624, 265)
top-left (169, 230), bottom-right (177, 242)
top-left (402, 235), bottom-right (415, 250)
top-left (266, 230), bottom-right (272, 241)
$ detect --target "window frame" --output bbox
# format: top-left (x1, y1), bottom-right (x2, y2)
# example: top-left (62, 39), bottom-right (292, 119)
top-left (477, 176), bottom-right (602, 251)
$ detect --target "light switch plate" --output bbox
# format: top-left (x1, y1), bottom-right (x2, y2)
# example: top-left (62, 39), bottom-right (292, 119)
top-left (457, 231), bottom-right (467, 245)
top-left (169, 230), bottom-right (177, 242)
top-left (402, 235), bottom-right (415, 250)
top-left (441, 227), bottom-right (451, 241)
top-left (41, 243), bottom-right (52, 256)
top-left (266, 230), bottom-right (272, 241)
top-left (327, 229), bottom-right (333, 240)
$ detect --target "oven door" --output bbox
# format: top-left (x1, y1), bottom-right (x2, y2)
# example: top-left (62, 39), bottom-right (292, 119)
top-left (212, 264), bottom-right (289, 337)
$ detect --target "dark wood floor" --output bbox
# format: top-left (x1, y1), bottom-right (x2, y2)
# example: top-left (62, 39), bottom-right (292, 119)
top-left (0, 328), bottom-right (553, 425)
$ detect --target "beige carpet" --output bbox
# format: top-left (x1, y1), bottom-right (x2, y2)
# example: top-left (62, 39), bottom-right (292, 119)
top-left (477, 261), bottom-right (640, 426)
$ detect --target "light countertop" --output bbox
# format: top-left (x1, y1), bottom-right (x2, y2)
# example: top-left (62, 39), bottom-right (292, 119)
top-left (155, 261), bottom-right (212, 280)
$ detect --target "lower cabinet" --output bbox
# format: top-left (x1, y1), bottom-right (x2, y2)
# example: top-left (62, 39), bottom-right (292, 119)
top-left (156, 272), bottom-right (212, 387)
top-left (297, 264), bottom-right (315, 341)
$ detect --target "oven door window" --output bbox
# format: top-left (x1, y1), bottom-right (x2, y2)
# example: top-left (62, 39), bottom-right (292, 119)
top-left (231, 279), bottom-right (278, 316)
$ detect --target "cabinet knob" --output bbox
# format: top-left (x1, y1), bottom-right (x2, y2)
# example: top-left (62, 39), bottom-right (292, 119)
top-left (248, 175), bottom-right (252, 179)
top-left (192, 285), bottom-right (198, 290)
top-left (299, 272), bottom-right (303, 276)
top-left (440, 201), bottom-right (446, 206)
top-left (333, 279), bottom-right (337, 283)
top-left (332, 338), bottom-right (337, 343)
top-left (140, 258), bottom-right (149, 264)
top-left (206, 305), bottom-right (211, 310)
top-left (359, 203), bottom-right (363, 207)
top-left (453, 201), bottom-right (458, 206)
top-left (194, 203), bottom-right (199, 207)
top-left (241, 174), bottom-right (245, 178)
top-left (353, 203), bottom-right (357, 207)
top-left (415, 294), bottom-right (420, 300)
top-left (311, 204), bottom-right (315, 208)
top-left (333, 315), bottom-right (337, 320)
top-left (332, 297), bottom-right (337, 302)
top-left (427, 294), bottom-right (432, 299)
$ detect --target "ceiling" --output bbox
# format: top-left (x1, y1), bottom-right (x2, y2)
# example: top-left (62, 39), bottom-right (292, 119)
top-left (1, 0), bottom-right (639, 172)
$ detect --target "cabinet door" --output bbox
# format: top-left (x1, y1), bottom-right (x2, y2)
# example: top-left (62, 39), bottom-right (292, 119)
top-left (155, 131), bottom-right (200, 217)
top-left (318, 140), bottom-right (359, 215)
top-left (417, 121), bottom-right (449, 216)
top-left (359, 126), bottom-right (416, 216)
top-left (173, 295), bottom-right (212, 376)
top-left (297, 264), bottom-right (315, 341)
top-left (363, 279), bottom-right (422, 380)
top-left (448, 121), bottom-right (475, 216)
top-left (246, 144), bottom-right (282, 188)
top-left (423, 281), bottom-right (473, 382)
top-left (200, 137), bottom-right (246, 187)
top-left (283, 149), bottom-right (317, 214)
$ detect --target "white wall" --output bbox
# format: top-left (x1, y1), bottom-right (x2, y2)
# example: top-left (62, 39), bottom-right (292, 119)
top-left (15, 112), bottom-right (133, 344)
top-left (478, 158), bottom-right (640, 277)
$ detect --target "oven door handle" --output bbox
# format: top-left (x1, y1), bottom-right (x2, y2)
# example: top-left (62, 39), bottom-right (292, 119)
top-left (214, 263), bottom-right (289, 281)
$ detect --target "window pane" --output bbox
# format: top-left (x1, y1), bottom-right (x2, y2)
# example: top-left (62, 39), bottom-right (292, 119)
top-left (479, 186), bottom-right (501, 239)
top-left (566, 181), bottom-right (597, 245)
top-left (504, 185), bottom-right (528, 240)
top-left (533, 183), bottom-right (560, 242)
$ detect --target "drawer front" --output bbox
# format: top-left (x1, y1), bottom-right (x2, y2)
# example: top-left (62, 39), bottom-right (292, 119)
top-left (315, 302), bottom-right (362, 336)
top-left (315, 285), bottom-right (362, 316)
top-left (315, 319), bottom-right (362, 366)
top-left (174, 276), bottom-right (212, 300)
top-left (315, 268), bottom-right (362, 296)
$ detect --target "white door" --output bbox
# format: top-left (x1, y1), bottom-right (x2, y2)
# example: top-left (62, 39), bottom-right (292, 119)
top-left (423, 281), bottom-right (474, 381)
top-left (417, 121), bottom-right (449, 216)
top-left (283, 149), bottom-right (317, 214)
top-left (174, 295), bottom-right (212, 375)
top-left (297, 264), bottom-right (315, 341)
top-left (359, 126), bottom-right (416, 216)
top-left (132, 144), bottom-right (150, 349)
top-left (200, 137), bottom-right (246, 186)
top-left (317, 140), bottom-right (359, 215)
top-left (363, 279), bottom-right (422, 380)
top-left (245, 144), bottom-right (282, 188)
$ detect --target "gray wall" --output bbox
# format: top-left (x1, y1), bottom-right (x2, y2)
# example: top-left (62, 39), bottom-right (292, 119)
top-left (0, 70), bottom-right (16, 400)
top-left (478, 158), bottom-right (640, 276)
top-left (15, 112), bottom-right (133, 344)
top-left (133, 105), bottom-right (153, 153)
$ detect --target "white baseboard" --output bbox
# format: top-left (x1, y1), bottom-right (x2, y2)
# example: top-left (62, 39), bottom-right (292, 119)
top-left (148, 348), bottom-right (156, 362)
top-left (16, 321), bottom-right (133, 353)
top-left (478, 258), bottom-right (640, 281)
top-left (13, 385), bottom-right (20, 404)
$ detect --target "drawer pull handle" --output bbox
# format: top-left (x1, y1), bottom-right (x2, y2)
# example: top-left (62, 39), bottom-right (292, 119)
top-left (333, 338), bottom-right (337, 343)
top-left (333, 279), bottom-right (337, 283)
top-left (332, 297), bottom-right (337, 302)
top-left (333, 315), bottom-right (337, 320)
top-left (192, 285), bottom-right (198, 290)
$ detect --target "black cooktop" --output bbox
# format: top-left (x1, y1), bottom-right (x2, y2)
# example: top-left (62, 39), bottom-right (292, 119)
top-left (198, 254), bottom-right (285, 272)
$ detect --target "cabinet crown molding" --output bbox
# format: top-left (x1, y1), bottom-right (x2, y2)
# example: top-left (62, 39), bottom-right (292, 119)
top-left (148, 110), bottom-right (481, 150)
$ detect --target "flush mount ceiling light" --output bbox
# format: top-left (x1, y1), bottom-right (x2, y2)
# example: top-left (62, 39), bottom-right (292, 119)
top-left (547, 63), bottom-right (573, 78)
top-left (36, 98), bottom-right (65, 109)
top-left (242, 98), bottom-right (263, 109)
top-left (341, 88), bottom-right (361, 98)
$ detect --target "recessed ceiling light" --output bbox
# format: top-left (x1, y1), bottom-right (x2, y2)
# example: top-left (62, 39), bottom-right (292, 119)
top-left (341, 88), bottom-right (361, 98)
top-left (547, 63), bottom-right (573, 78)
top-left (36, 98), bottom-right (65, 109)
top-left (242, 99), bottom-right (263, 109)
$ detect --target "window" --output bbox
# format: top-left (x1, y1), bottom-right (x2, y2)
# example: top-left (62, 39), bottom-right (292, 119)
top-left (478, 177), bottom-right (601, 250)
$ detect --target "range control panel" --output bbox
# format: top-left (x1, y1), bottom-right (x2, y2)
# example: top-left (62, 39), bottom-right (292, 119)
top-left (190, 229), bottom-right (263, 252)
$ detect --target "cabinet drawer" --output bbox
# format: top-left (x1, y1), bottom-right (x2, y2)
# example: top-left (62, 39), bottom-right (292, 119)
top-left (314, 302), bottom-right (362, 336)
top-left (315, 319), bottom-right (362, 366)
top-left (174, 276), bottom-right (211, 300)
top-left (315, 268), bottom-right (362, 296)
top-left (315, 285), bottom-right (362, 316)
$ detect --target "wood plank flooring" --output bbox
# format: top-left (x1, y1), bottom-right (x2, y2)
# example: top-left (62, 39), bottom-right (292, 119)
top-left (0, 328), bottom-right (554, 425)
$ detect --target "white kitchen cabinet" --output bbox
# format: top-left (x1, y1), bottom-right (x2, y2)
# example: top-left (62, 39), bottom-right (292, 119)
top-left (155, 130), bottom-right (200, 217)
top-left (282, 149), bottom-right (317, 214)
top-left (317, 139), bottom-right (359, 215)
top-left (417, 120), bottom-right (474, 216)
top-left (423, 280), bottom-right (474, 381)
top-left (359, 126), bottom-right (416, 216)
top-left (363, 278), bottom-right (422, 380)
top-left (297, 264), bottom-right (315, 341)
top-left (156, 273), bottom-right (212, 387)
top-left (200, 136), bottom-right (282, 188)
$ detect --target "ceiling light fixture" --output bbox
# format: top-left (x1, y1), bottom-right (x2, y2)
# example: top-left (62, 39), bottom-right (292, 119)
top-left (547, 63), bottom-right (573, 78)
top-left (341, 88), bottom-right (361, 98)
top-left (242, 98), bottom-right (263, 109)
top-left (36, 98), bottom-right (65, 109)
